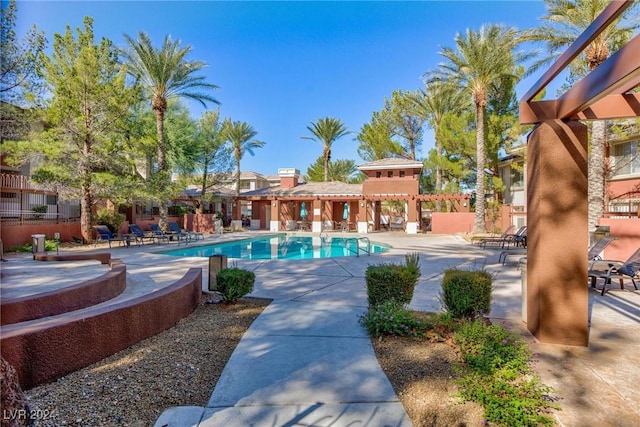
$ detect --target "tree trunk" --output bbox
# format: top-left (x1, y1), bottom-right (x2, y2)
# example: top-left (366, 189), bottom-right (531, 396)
top-left (80, 137), bottom-right (93, 243)
top-left (588, 120), bottom-right (607, 235)
top-left (155, 109), bottom-right (168, 230)
top-left (435, 136), bottom-right (442, 212)
top-left (473, 103), bottom-right (487, 233)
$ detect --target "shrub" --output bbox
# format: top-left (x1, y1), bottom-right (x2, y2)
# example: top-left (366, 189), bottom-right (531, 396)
top-left (454, 320), bottom-right (557, 426)
top-left (94, 208), bottom-right (125, 234)
top-left (441, 269), bottom-right (492, 319)
top-left (216, 268), bottom-right (255, 302)
top-left (359, 300), bottom-right (429, 337)
top-left (365, 252), bottom-right (421, 306)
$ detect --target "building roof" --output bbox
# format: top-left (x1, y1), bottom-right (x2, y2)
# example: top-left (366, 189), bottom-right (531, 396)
top-left (239, 181), bottom-right (362, 198)
top-left (358, 158), bottom-right (424, 170)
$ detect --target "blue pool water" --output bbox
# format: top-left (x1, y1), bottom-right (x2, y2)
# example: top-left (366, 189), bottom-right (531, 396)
top-left (160, 234), bottom-right (391, 260)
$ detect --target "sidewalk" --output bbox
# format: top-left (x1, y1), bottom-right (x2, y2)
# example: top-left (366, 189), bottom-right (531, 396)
top-left (2, 232), bottom-right (639, 426)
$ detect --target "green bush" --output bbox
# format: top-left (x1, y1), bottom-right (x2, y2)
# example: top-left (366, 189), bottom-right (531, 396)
top-left (94, 208), bottom-right (125, 234)
top-left (9, 237), bottom-right (58, 253)
top-left (454, 320), bottom-right (557, 426)
top-left (441, 269), bottom-right (492, 319)
top-left (216, 268), bottom-right (255, 302)
top-left (365, 252), bottom-right (421, 306)
top-left (359, 300), bottom-right (429, 337)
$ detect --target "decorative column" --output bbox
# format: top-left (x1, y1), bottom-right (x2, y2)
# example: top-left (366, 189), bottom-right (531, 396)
top-left (312, 200), bottom-right (323, 233)
top-left (357, 200), bottom-right (369, 233)
top-left (527, 120), bottom-right (588, 346)
top-left (270, 200), bottom-right (280, 231)
top-left (405, 199), bottom-right (418, 234)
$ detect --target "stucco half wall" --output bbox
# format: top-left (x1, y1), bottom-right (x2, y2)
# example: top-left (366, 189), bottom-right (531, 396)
top-left (0, 268), bottom-right (202, 390)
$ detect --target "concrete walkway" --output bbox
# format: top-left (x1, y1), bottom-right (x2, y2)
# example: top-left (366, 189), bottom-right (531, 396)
top-left (2, 232), bottom-right (639, 426)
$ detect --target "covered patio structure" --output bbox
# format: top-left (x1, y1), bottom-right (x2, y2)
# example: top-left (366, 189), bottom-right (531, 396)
top-left (235, 160), bottom-right (471, 235)
top-left (519, 0), bottom-right (640, 345)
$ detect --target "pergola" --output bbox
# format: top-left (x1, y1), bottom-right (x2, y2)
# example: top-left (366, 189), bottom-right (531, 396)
top-left (520, 0), bottom-right (640, 345)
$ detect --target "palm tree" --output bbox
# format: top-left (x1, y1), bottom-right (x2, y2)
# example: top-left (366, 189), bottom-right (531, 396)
top-left (412, 81), bottom-right (466, 211)
top-left (121, 32), bottom-right (219, 229)
top-left (302, 117), bottom-right (350, 182)
top-left (523, 0), bottom-right (640, 233)
top-left (427, 24), bottom-right (533, 233)
top-left (222, 119), bottom-right (265, 197)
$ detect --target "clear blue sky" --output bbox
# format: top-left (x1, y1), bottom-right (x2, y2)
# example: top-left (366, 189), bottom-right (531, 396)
top-left (15, 0), bottom-right (550, 176)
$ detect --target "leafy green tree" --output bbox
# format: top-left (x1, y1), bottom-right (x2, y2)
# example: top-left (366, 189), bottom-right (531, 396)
top-left (121, 31), bottom-right (219, 229)
top-left (302, 117), bottom-right (350, 182)
top-left (382, 90), bottom-right (426, 160)
top-left (189, 109), bottom-right (232, 213)
top-left (356, 111), bottom-right (404, 161)
top-left (427, 24), bottom-right (533, 233)
top-left (523, 0), bottom-right (640, 231)
top-left (0, 0), bottom-right (46, 140)
top-left (222, 119), bottom-right (264, 197)
top-left (15, 17), bottom-right (137, 242)
top-left (305, 156), bottom-right (363, 183)
top-left (413, 81), bottom-right (466, 210)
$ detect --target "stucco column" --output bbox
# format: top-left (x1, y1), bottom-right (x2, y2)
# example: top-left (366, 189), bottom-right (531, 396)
top-left (406, 199), bottom-right (418, 234)
top-left (270, 200), bottom-right (280, 231)
top-left (312, 200), bottom-right (323, 233)
top-left (527, 120), bottom-right (588, 346)
top-left (357, 200), bottom-right (369, 233)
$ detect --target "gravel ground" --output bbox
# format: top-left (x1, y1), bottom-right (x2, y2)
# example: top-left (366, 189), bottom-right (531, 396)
top-left (24, 298), bottom-right (485, 427)
top-left (24, 295), bottom-right (270, 427)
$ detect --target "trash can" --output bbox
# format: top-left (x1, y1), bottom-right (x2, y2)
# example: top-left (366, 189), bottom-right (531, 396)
top-left (208, 255), bottom-right (228, 291)
top-left (518, 257), bottom-right (527, 323)
top-left (32, 234), bottom-right (46, 255)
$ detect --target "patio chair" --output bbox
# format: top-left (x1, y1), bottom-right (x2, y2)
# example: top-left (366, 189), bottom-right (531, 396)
top-left (128, 224), bottom-right (156, 245)
top-left (149, 224), bottom-right (172, 243)
top-left (475, 225), bottom-right (515, 247)
top-left (93, 225), bottom-right (128, 248)
top-left (481, 226), bottom-right (526, 249)
top-left (168, 221), bottom-right (203, 242)
top-left (587, 236), bottom-right (617, 261)
top-left (588, 247), bottom-right (640, 295)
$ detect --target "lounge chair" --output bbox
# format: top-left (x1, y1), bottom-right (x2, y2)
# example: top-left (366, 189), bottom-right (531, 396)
top-left (588, 247), bottom-right (640, 295)
top-left (128, 224), bottom-right (156, 245)
top-left (481, 226), bottom-right (526, 249)
top-left (475, 225), bottom-right (514, 246)
top-left (587, 236), bottom-right (616, 260)
top-left (168, 221), bottom-right (203, 242)
top-left (93, 225), bottom-right (128, 248)
top-left (149, 224), bottom-right (172, 243)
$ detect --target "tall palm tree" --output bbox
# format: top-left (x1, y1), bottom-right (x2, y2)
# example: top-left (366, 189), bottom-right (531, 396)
top-left (302, 117), bottom-right (350, 182)
top-left (121, 32), bottom-right (219, 228)
top-left (412, 81), bottom-right (466, 211)
top-left (427, 24), bottom-right (533, 233)
top-left (222, 119), bottom-right (265, 197)
top-left (523, 0), bottom-right (640, 233)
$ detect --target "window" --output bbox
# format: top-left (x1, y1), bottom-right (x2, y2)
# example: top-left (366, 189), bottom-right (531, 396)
top-left (399, 171), bottom-right (405, 178)
top-left (375, 172), bottom-right (382, 178)
top-left (387, 171), bottom-right (393, 178)
top-left (510, 167), bottom-right (524, 189)
top-left (610, 140), bottom-right (640, 177)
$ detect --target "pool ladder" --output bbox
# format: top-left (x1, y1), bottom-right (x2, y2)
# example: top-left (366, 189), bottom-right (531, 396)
top-left (345, 237), bottom-right (371, 257)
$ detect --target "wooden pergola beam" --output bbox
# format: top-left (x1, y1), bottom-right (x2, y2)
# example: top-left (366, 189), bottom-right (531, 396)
top-left (521, 32), bottom-right (640, 123)
top-left (521, 0), bottom-right (633, 103)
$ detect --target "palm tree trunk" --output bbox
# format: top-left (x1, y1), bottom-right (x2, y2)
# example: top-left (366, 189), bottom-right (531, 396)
top-left (473, 103), bottom-right (487, 234)
top-left (155, 109), bottom-right (168, 229)
top-left (323, 147), bottom-right (330, 182)
top-left (588, 120), bottom-right (607, 234)
top-left (435, 136), bottom-right (442, 212)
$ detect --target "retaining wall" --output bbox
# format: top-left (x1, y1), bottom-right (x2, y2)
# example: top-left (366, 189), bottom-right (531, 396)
top-left (0, 268), bottom-right (202, 390)
top-left (1, 256), bottom-right (123, 326)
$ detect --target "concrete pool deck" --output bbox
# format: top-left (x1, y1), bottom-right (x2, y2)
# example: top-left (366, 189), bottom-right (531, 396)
top-left (1, 231), bottom-right (639, 426)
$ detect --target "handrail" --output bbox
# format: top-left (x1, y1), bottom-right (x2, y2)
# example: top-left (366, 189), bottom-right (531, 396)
top-left (344, 236), bottom-right (371, 257)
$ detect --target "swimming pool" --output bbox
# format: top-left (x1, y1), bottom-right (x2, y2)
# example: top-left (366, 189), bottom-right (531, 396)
top-left (160, 234), bottom-right (391, 260)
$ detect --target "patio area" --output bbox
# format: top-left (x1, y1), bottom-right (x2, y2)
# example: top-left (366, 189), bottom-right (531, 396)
top-left (1, 231), bottom-right (639, 425)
